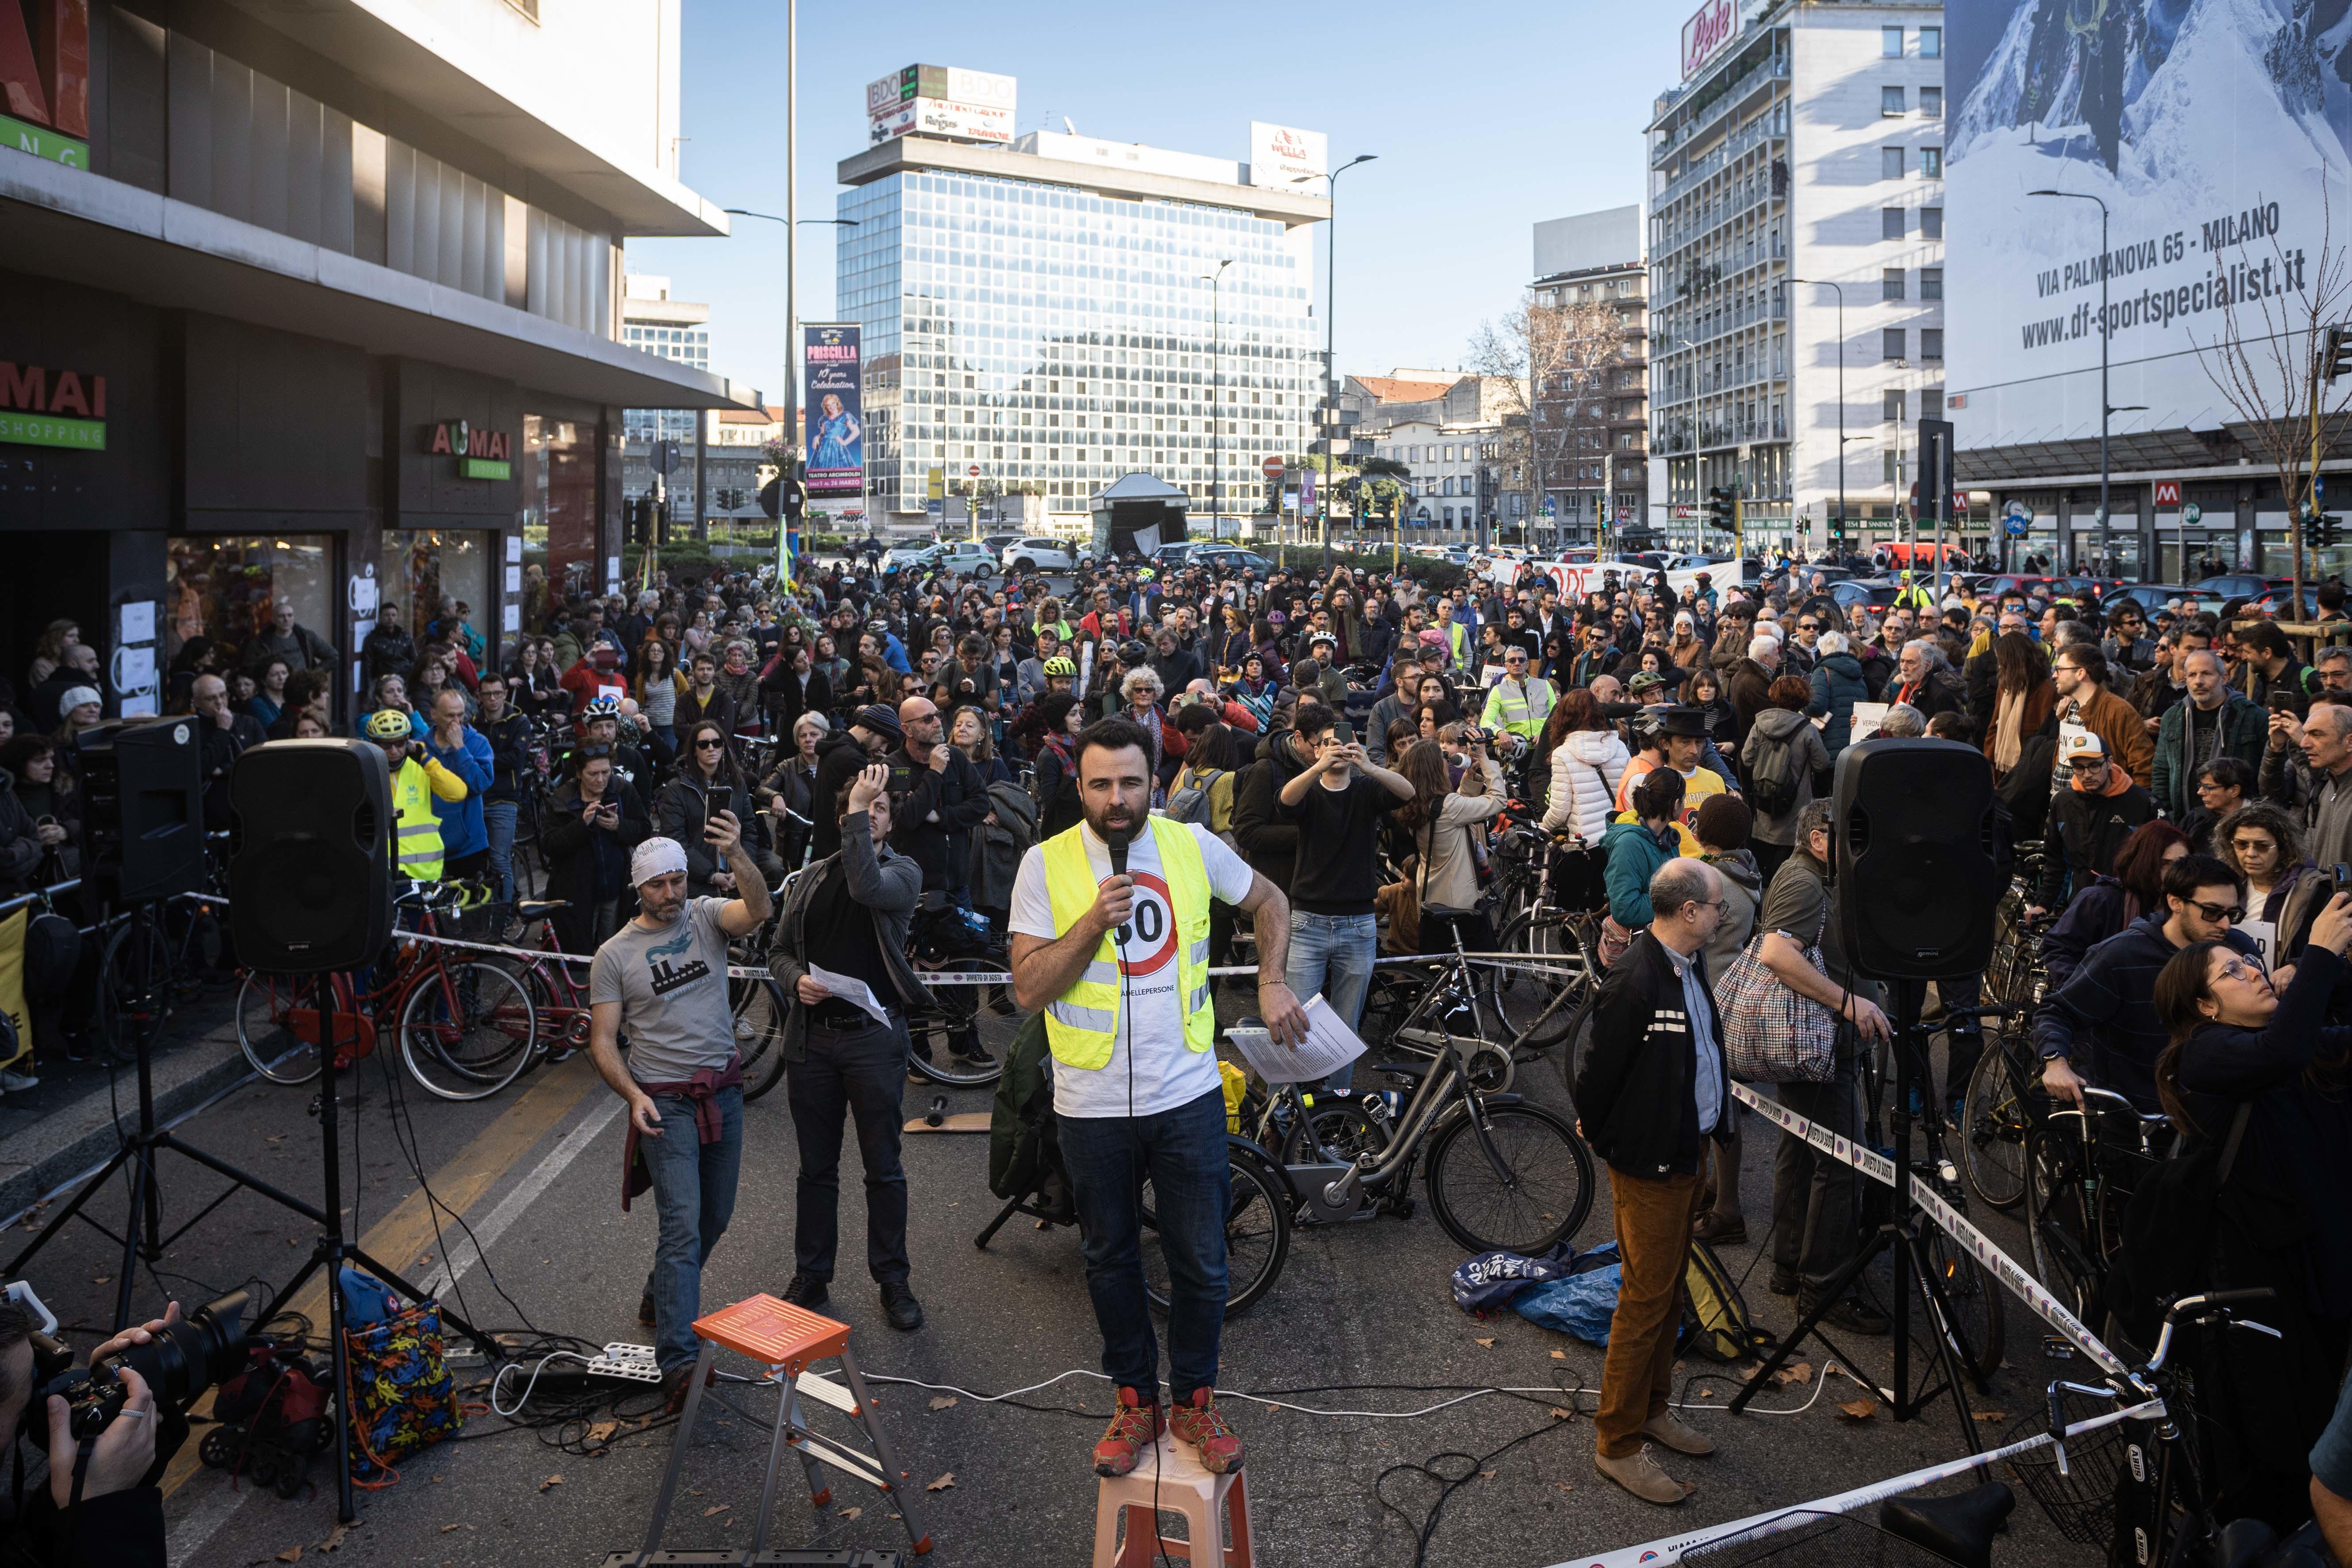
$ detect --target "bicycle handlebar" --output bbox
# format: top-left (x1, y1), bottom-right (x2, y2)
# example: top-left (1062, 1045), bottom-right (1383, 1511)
top-left (2147, 1288), bottom-right (2280, 1375)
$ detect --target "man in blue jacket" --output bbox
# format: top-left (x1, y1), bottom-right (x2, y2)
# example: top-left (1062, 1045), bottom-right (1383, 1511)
top-left (423, 687), bottom-right (496, 882)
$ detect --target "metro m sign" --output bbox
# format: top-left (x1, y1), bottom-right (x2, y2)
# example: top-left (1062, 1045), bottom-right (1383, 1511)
top-left (1681, 0), bottom-right (1739, 79)
top-left (2154, 480), bottom-right (2182, 507)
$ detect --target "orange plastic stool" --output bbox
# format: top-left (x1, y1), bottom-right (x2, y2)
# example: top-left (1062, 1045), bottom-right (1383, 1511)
top-left (632, 1293), bottom-right (932, 1564)
top-left (1091, 1430), bottom-right (1253, 1567)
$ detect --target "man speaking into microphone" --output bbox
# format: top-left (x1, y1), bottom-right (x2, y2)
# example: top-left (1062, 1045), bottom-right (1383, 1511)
top-left (1008, 717), bottom-right (1308, 1480)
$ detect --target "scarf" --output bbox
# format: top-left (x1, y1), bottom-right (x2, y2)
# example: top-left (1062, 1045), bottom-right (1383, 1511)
top-left (1993, 686), bottom-right (2027, 777)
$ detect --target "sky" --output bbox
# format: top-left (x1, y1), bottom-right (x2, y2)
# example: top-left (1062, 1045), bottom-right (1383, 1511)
top-left (625, 0), bottom-right (1681, 403)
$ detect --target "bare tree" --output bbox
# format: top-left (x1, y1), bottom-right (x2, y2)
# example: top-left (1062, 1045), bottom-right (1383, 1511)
top-left (2195, 184), bottom-right (2352, 615)
top-left (1469, 291), bottom-right (1622, 545)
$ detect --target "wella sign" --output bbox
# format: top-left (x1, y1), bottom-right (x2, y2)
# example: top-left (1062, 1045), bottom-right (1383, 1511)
top-left (1681, 0), bottom-right (1740, 80)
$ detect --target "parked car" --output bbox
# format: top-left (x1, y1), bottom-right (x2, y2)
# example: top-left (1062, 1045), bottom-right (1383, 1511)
top-left (932, 541), bottom-right (998, 578)
top-left (1002, 536), bottom-right (1096, 572)
top-left (2190, 574), bottom-right (2288, 602)
top-left (2102, 583), bottom-right (2193, 615)
top-left (980, 532), bottom-right (1024, 557)
top-left (1189, 547), bottom-right (1274, 574)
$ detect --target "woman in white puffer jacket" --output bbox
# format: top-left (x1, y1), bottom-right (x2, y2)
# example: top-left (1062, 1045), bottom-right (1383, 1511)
top-left (1540, 687), bottom-right (1631, 844)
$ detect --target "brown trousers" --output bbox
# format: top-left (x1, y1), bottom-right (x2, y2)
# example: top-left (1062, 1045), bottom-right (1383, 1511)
top-left (1595, 1167), bottom-right (1702, 1458)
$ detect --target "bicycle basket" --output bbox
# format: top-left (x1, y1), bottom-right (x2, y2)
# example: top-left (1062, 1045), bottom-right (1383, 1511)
top-left (2003, 1384), bottom-right (2162, 1547)
top-left (1678, 1509), bottom-right (1965, 1568)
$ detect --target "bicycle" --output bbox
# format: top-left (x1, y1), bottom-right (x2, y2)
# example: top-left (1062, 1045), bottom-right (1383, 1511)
top-left (2024, 1084), bottom-right (2176, 1333)
top-left (234, 882), bottom-right (537, 1101)
top-left (1237, 965), bottom-right (1597, 1255)
top-left (1485, 819), bottom-right (1607, 1056)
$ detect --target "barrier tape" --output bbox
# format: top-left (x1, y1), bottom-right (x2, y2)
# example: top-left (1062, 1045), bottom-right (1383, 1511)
top-left (1726, 1079), bottom-right (2131, 1379)
top-left (1557, 1395), bottom-right (2166, 1568)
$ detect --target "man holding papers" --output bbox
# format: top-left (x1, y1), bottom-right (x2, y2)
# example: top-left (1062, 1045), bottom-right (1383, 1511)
top-left (770, 762), bottom-right (932, 1332)
top-left (1007, 717), bottom-right (1309, 1481)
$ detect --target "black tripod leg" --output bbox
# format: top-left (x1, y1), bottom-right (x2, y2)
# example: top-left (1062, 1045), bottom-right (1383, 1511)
top-left (974, 1194), bottom-right (1027, 1248)
top-left (152, 1133), bottom-right (331, 1226)
top-left (1902, 1229), bottom-right (1988, 1465)
top-left (3, 1143), bottom-right (137, 1275)
top-left (1728, 1224), bottom-right (1897, 1414)
top-left (115, 1141), bottom-right (154, 1331)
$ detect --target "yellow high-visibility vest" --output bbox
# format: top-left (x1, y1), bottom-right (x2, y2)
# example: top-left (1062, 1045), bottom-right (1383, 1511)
top-left (1039, 817), bottom-right (1215, 1070)
top-left (390, 757), bottom-right (449, 880)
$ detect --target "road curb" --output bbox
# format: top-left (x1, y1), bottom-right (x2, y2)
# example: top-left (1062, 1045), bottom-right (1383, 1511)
top-left (0, 1017), bottom-right (252, 1230)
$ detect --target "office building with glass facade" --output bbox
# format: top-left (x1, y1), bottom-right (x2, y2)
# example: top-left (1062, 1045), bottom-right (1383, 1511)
top-left (835, 131), bottom-right (1329, 528)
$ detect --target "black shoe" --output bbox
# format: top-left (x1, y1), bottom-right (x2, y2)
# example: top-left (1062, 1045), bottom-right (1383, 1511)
top-left (1767, 1271), bottom-right (1799, 1297)
top-left (638, 1293), bottom-right (658, 1327)
top-left (950, 1039), bottom-right (994, 1064)
top-left (781, 1273), bottom-right (829, 1310)
top-left (1809, 1295), bottom-right (1891, 1337)
top-left (880, 1281), bottom-right (924, 1332)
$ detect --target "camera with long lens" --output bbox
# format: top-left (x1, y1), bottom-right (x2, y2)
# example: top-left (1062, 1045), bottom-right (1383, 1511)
top-left (14, 1285), bottom-right (252, 1441)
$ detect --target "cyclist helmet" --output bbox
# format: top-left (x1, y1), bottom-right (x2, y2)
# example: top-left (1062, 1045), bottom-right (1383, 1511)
top-left (1042, 656), bottom-right (1077, 676)
top-left (581, 694), bottom-right (622, 720)
top-left (1137, 567), bottom-right (1157, 582)
top-left (364, 709), bottom-right (412, 741)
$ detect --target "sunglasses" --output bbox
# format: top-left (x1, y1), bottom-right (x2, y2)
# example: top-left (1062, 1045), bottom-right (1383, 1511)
top-left (2185, 899), bottom-right (2246, 924)
top-left (695, 737), bottom-right (727, 750)
top-left (1797, 623), bottom-right (1819, 632)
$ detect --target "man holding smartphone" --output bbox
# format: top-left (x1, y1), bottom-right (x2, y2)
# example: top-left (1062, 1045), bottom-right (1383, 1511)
top-left (1277, 703), bottom-right (1415, 1092)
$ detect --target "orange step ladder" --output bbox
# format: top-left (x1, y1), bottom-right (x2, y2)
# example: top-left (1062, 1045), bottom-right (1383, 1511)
top-left (629, 1293), bottom-right (932, 1563)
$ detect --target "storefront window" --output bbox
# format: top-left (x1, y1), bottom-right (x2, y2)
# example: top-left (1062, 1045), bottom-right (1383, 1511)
top-left (166, 535), bottom-right (335, 671)
top-left (2254, 524), bottom-right (2295, 576)
top-left (521, 413), bottom-right (598, 619)
top-left (383, 530), bottom-right (492, 666)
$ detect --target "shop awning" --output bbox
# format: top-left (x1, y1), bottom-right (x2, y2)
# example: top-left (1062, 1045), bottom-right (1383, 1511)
top-left (0, 153), bottom-right (757, 413)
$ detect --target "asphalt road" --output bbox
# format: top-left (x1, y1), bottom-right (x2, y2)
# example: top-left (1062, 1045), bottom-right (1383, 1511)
top-left (4, 982), bottom-right (2098, 1568)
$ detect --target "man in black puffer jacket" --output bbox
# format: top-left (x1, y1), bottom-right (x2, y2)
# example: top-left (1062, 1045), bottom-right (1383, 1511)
top-left (1228, 718), bottom-right (1316, 894)
top-left (1574, 858), bottom-right (1732, 1507)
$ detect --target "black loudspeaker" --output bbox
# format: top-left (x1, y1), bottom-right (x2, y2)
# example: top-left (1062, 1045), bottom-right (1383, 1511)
top-left (227, 740), bottom-right (393, 973)
top-left (76, 718), bottom-right (205, 904)
top-left (1832, 737), bottom-right (2000, 981)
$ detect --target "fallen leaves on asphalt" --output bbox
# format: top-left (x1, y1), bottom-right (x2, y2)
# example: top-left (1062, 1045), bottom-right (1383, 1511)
top-left (585, 1420), bottom-right (619, 1446)
top-left (1548, 1407), bottom-right (1575, 1421)
top-left (838, 1507), bottom-right (862, 1522)
top-left (319, 1524), bottom-right (354, 1552)
top-left (703, 1505), bottom-right (729, 1517)
top-left (926, 1472), bottom-right (956, 1492)
top-left (928, 1396), bottom-right (957, 1411)
top-left (539, 1475), bottom-right (563, 1492)
top-left (1473, 1337), bottom-right (1496, 1348)
top-left (1836, 1398), bottom-right (1879, 1422)
top-left (277, 1550), bottom-right (302, 1564)
top-left (1549, 1349), bottom-right (1567, 1360)
top-left (1973, 1410), bottom-right (2008, 1422)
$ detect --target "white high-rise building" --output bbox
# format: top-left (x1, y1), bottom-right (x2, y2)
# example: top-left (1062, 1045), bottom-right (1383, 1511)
top-left (1648, 0), bottom-right (1949, 554)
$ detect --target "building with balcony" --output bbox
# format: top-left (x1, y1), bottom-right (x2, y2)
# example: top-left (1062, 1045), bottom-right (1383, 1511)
top-left (622, 273), bottom-right (716, 522)
top-left (832, 126), bottom-right (1327, 530)
top-left (1529, 205), bottom-right (1649, 547)
top-left (1646, 0), bottom-right (1948, 555)
top-left (0, 0), bottom-right (751, 716)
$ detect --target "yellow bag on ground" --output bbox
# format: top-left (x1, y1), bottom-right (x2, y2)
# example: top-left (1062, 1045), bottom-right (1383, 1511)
top-left (1219, 1060), bottom-right (1247, 1132)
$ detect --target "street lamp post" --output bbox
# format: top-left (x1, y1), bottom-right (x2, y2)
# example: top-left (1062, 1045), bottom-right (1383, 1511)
top-left (2030, 189), bottom-right (2113, 570)
top-left (1296, 154), bottom-right (1377, 573)
top-left (725, 207), bottom-right (859, 547)
top-left (1790, 278), bottom-right (1847, 562)
top-left (1202, 257), bottom-right (1233, 539)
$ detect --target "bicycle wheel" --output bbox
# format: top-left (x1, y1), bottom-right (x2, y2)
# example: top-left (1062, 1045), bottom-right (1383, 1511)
top-left (1278, 1096), bottom-right (1387, 1166)
top-left (1492, 910), bottom-right (1596, 1053)
top-left (1424, 1102), bottom-right (1595, 1253)
top-left (235, 974), bottom-right (324, 1085)
top-left (1919, 1221), bottom-right (2006, 1383)
top-left (1960, 1045), bottom-right (2031, 1211)
top-left (905, 958), bottom-right (1014, 1087)
top-left (1142, 1148), bottom-right (1292, 1318)
top-left (398, 962), bottom-right (537, 1101)
top-left (731, 977), bottom-right (789, 1103)
top-left (2025, 1125), bottom-right (2101, 1322)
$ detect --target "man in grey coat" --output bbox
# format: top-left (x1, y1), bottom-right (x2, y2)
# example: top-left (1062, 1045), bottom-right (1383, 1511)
top-left (768, 762), bottom-right (929, 1331)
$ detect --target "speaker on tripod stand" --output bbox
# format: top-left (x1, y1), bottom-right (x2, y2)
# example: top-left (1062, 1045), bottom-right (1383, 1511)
top-left (228, 739), bottom-right (395, 973)
top-left (1731, 737), bottom-right (2004, 1446)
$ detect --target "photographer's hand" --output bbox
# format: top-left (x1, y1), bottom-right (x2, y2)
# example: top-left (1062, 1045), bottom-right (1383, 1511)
top-left (47, 1364), bottom-right (158, 1507)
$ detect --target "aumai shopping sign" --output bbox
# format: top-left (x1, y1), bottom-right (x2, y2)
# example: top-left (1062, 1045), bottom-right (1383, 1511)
top-left (0, 361), bottom-right (106, 450)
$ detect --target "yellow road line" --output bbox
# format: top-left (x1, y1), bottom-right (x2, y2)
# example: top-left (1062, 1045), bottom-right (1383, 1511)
top-left (162, 1055), bottom-right (604, 1499)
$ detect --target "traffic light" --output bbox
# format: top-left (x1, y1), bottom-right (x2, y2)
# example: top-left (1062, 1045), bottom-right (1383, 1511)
top-left (1706, 486), bottom-right (1734, 530)
top-left (2309, 511), bottom-right (2344, 550)
top-left (2324, 324), bottom-right (2352, 382)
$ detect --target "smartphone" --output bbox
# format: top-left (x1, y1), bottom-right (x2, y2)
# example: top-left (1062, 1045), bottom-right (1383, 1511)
top-left (708, 786), bottom-right (735, 820)
top-left (1330, 721), bottom-right (1355, 747)
top-left (2335, 863), bottom-right (2352, 897)
top-left (2268, 689), bottom-right (2304, 714)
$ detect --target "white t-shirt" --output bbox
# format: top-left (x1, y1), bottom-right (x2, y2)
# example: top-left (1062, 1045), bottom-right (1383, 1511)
top-left (1008, 821), bottom-right (1255, 1119)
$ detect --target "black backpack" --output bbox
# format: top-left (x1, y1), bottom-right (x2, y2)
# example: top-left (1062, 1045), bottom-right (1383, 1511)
top-left (1747, 726), bottom-right (1803, 817)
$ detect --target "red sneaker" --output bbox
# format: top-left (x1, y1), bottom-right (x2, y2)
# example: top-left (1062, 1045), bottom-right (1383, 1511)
top-left (1092, 1386), bottom-right (1163, 1477)
top-left (1167, 1387), bottom-right (1243, 1474)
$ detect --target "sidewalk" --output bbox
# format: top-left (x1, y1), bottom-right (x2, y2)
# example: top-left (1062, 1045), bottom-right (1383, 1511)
top-left (0, 990), bottom-right (250, 1226)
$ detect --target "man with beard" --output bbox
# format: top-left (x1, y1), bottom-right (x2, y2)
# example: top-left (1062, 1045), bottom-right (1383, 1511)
top-left (1007, 718), bottom-right (1309, 1483)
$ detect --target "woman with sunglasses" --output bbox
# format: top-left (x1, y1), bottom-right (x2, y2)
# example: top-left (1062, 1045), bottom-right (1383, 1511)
top-left (2149, 891), bottom-right (2352, 1533)
top-left (654, 719), bottom-right (782, 900)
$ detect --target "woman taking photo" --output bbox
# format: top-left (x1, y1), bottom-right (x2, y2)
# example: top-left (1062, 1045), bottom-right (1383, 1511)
top-left (504, 640), bottom-right (558, 717)
top-left (635, 636), bottom-right (681, 767)
top-left (1392, 733), bottom-right (1507, 953)
top-left (2151, 897), bottom-right (2352, 1533)
top-left (655, 717), bottom-right (781, 899)
top-left (539, 744), bottom-right (649, 952)
top-left (1216, 604), bottom-right (1253, 676)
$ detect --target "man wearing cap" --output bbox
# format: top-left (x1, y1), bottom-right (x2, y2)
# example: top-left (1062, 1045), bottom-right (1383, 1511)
top-left (590, 816), bottom-right (774, 1411)
top-left (2032, 732), bottom-right (2157, 917)
top-left (363, 708), bottom-right (470, 882)
top-left (1482, 645), bottom-right (1556, 753)
top-left (808, 704), bottom-right (906, 865)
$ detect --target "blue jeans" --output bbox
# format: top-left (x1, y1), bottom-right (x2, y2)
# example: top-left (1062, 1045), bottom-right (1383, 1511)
top-left (786, 1017), bottom-right (912, 1284)
top-left (1058, 1087), bottom-right (1229, 1403)
top-left (1286, 910), bottom-right (1377, 1092)
top-left (639, 1085), bottom-right (745, 1373)
top-left (481, 800), bottom-right (518, 905)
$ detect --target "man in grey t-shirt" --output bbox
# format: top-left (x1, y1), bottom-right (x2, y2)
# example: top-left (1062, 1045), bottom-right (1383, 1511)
top-left (589, 823), bottom-right (772, 1409)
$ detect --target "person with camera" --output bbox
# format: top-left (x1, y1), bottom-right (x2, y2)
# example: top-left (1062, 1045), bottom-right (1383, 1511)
top-left (0, 1298), bottom-right (185, 1568)
top-left (542, 745), bottom-right (651, 952)
top-left (362, 708), bottom-right (469, 883)
top-left (657, 719), bottom-right (783, 900)
top-left (589, 823), bottom-right (773, 1414)
top-left (769, 763), bottom-right (928, 1331)
top-left (420, 688), bottom-right (494, 884)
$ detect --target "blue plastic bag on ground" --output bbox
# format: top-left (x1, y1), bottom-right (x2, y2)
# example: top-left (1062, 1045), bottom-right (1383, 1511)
top-left (1450, 1241), bottom-right (1581, 1313)
top-left (1511, 1242), bottom-right (1625, 1345)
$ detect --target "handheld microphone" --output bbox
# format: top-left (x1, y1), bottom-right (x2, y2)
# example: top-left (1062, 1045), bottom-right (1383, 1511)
top-left (1106, 826), bottom-right (1133, 946)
